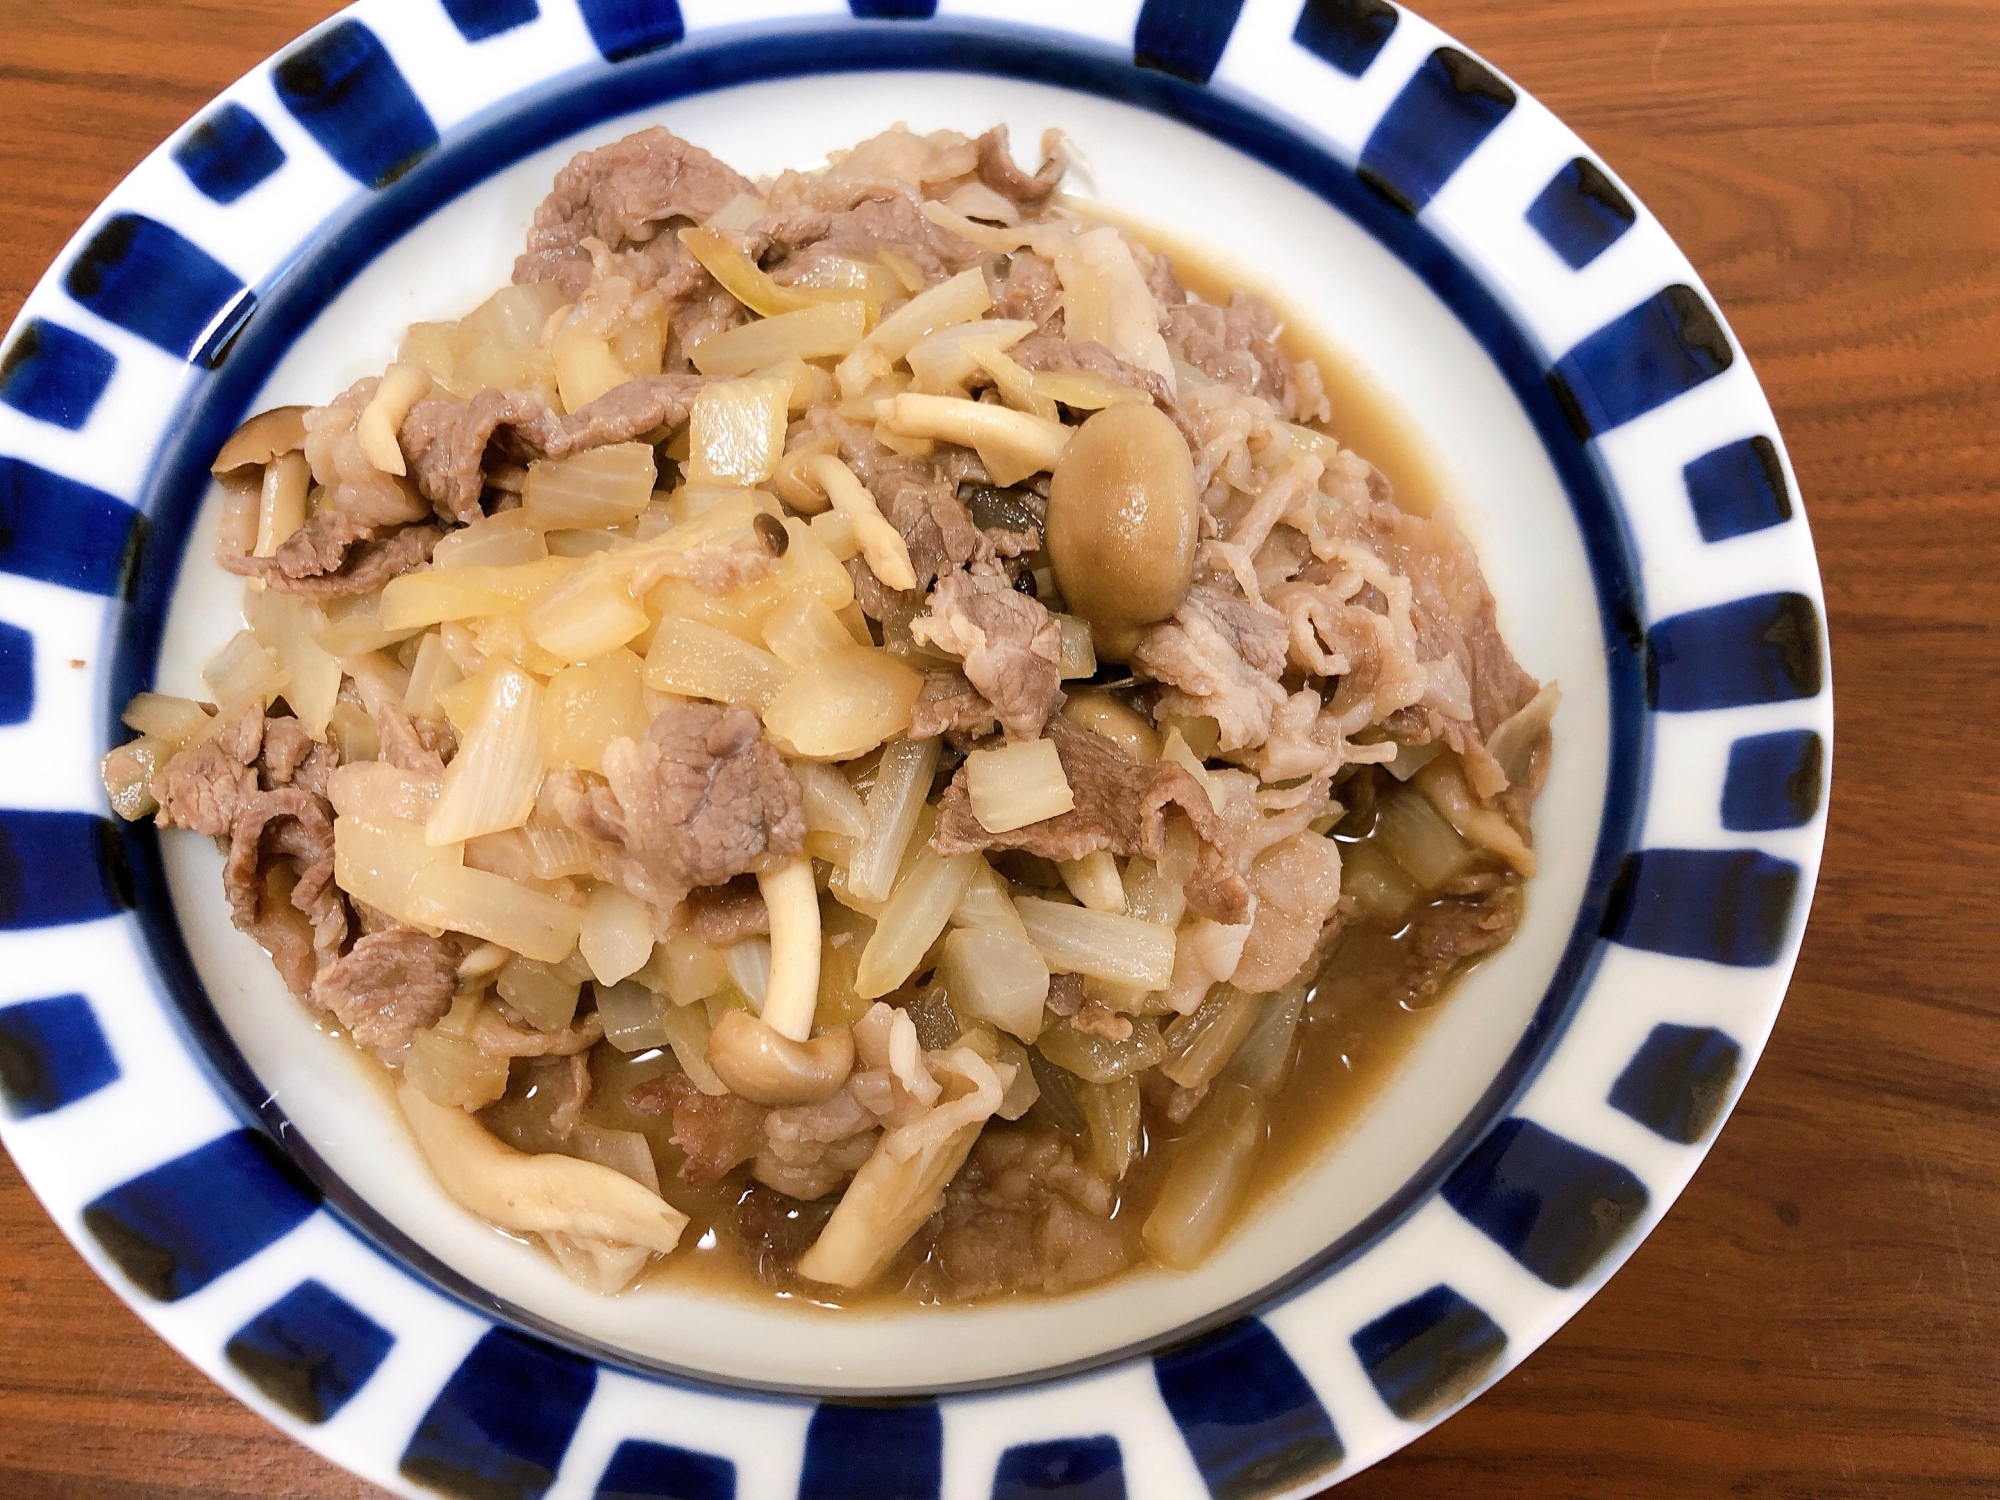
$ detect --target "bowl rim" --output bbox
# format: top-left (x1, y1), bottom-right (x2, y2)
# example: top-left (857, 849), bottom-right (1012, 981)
top-left (0, 1), bottom-right (1831, 1494)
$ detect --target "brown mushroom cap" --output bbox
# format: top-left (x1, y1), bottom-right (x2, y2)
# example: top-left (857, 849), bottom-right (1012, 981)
top-left (1045, 401), bottom-right (1199, 661)
top-left (211, 405), bottom-right (309, 477)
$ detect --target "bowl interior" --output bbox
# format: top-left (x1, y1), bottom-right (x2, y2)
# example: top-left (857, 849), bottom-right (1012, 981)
top-left (142, 67), bottom-right (1614, 1393)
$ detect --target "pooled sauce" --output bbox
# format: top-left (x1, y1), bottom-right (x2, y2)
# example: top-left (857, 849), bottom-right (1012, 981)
top-left (472, 238), bottom-right (1511, 1311)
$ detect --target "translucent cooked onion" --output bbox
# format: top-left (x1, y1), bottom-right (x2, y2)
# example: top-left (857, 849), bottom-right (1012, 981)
top-left (405, 1025), bottom-right (511, 1109)
top-left (1035, 1014), bottom-right (1167, 1083)
top-left (856, 848), bottom-right (979, 999)
top-left (1223, 983), bottom-right (1306, 1097)
top-left (402, 631), bottom-right (463, 721)
top-left (644, 617), bottom-right (791, 712)
top-left (552, 331), bottom-right (629, 412)
top-left (690, 301), bottom-right (869, 377)
top-left (965, 738), bottom-right (1073, 835)
top-left (426, 664), bottom-right (544, 846)
top-left (689, 376), bottom-right (790, 486)
top-left (522, 444), bottom-right (656, 530)
top-left (794, 761), bottom-right (869, 839)
top-left (1161, 985), bottom-right (1264, 1089)
top-left (432, 510), bottom-right (549, 569)
top-left (1374, 783), bottom-right (1477, 888)
top-left (540, 649), bottom-right (649, 776)
top-left (848, 736), bottom-right (938, 904)
top-left (1077, 1076), bottom-right (1141, 1179)
top-left (580, 882), bottom-right (655, 986)
top-left (525, 562), bottom-right (650, 663)
top-left (203, 629), bottom-right (286, 709)
top-left (101, 737), bottom-right (163, 821)
top-left (120, 692), bottom-right (212, 749)
top-left (378, 558), bottom-right (576, 632)
top-left (725, 936), bottom-right (772, 1009)
top-left (1340, 842), bottom-right (1420, 923)
top-left (761, 649), bottom-right (922, 761)
top-left (1058, 850), bottom-right (1125, 913)
top-left (316, 593), bottom-right (423, 658)
top-left (598, 979), bottom-right (674, 1052)
top-left (496, 955), bottom-right (580, 1033)
top-left (654, 998), bottom-right (729, 1095)
top-left (410, 863), bottom-right (582, 963)
top-left (941, 925), bottom-right (1048, 1041)
top-left (1015, 897), bottom-right (1176, 989)
top-left (1141, 1086), bottom-right (1266, 1270)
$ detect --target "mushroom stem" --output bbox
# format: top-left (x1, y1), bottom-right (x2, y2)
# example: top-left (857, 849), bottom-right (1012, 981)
top-left (706, 1010), bottom-right (854, 1107)
top-left (359, 363), bottom-right (433, 478)
top-left (756, 856), bottom-right (822, 1042)
top-left (806, 456), bottom-right (917, 592)
top-left (873, 393), bottom-right (1070, 487)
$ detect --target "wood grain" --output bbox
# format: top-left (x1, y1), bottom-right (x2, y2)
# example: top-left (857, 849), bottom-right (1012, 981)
top-left (2, 2), bottom-right (1995, 1496)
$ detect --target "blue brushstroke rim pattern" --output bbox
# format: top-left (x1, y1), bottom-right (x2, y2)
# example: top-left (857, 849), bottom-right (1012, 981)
top-left (95, 14), bottom-right (1657, 1399)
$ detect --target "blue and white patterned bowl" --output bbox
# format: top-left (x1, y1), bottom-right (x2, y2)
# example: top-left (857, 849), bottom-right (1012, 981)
top-left (0, 1), bottom-right (1830, 1494)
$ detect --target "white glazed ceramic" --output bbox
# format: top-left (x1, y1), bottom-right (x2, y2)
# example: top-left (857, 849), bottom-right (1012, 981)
top-left (0, 2), bottom-right (1830, 1496)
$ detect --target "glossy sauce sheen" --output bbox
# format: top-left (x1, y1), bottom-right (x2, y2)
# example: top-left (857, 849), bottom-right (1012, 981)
top-left (477, 234), bottom-right (1495, 1309)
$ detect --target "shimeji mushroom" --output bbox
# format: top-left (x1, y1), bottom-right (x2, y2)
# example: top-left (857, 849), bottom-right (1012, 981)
top-left (797, 1048), bottom-right (1009, 1288)
top-left (702, 858), bottom-right (855, 1107)
top-left (398, 1082), bottom-right (687, 1265)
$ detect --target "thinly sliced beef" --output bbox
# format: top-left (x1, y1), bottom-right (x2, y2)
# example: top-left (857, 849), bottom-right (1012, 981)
top-left (258, 716), bottom-right (315, 785)
top-left (935, 718), bottom-right (1250, 922)
top-left (557, 373), bottom-right (708, 453)
top-left (222, 514), bottom-right (440, 597)
top-left (1320, 496), bottom-right (1540, 797)
top-left (401, 388), bottom-right (566, 525)
top-left (911, 562), bottom-right (1061, 742)
top-left (686, 877), bottom-right (770, 947)
top-left (909, 670), bottom-right (998, 743)
top-left (400, 376), bottom-right (707, 525)
top-left (629, 1072), bottom-right (767, 1186)
top-left (514, 127), bottom-right (753, 299)
top-left (992, 252), bottom-right (1064, 330)
top-left (311, 929), bottom-right (457, 1050)
top-left (256, 714), bottom-right (340, 800)
top-left (224, 789), bottom-right (347, 990)
top-left (302, 379), bottom-right (432, 527)
top-left (1132, 582), bottom-right (1289, 752)
top-left (973, 126), bottom-right (1066, 210)
top-left (152, 737), bottom-right (257, 837)
top-left (1391, 880), bottom-right (1523, 1008)
top-left (913, 1127), bottom-right (1129, 1301)
top-left (753, 189), bottom-right (986, 286)
top-left (550, 703), bottom-right (805, 916)
top-left (1165, 291), bottom-right (1331, 425)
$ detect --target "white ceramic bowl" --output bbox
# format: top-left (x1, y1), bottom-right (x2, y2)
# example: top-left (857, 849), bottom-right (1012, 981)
top-left (0, 3), bottom-right (1830, 1496)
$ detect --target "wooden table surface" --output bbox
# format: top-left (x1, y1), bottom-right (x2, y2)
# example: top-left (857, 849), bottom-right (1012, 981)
top-left (2, 1), bottom-right (1995, 1495)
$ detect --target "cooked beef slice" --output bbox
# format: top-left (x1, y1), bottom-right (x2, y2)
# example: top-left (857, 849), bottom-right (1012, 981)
top-left (223, 788), bottom-right (347, 989)
top-left (401, 375), bottom-right (707, 525)
top-left (222, 514), bottom-right (440, 597)
top-left (686, 877), bottom-right (770, 947)
top-left (311, 928), bottom-right (458, 1050)
top-left (1132, 581), bottom-right (1290, 752)
top-left (911, 562), bottom-right (1062, 742)
top-left (935, 717), bottom-right (1250, 923)
top-left (628, 1071), bottom-right (768, 1186)
top-left (513, 127), bottom-right (753, 299)
top-left (1390, 879), bottom-right (1524, 1009)
top-left (552, 703), bottom-right (805, 913)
